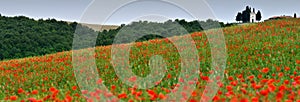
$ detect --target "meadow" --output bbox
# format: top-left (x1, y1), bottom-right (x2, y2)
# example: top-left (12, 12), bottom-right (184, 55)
top-left (0, 18), bottom-right (299, 102)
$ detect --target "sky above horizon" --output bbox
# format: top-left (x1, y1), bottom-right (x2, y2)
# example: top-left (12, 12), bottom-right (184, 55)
top-left (0, 0), bottom-right (299, 25)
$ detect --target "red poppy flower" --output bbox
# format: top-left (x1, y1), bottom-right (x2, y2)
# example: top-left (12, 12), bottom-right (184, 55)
top-left (268, 84), bottom-right (276, 92)
top-left (226, 85), bottom-right (233, 91)
top-left (191, 91), bottom-right (197, 97)
top-left (72, 86), bottom-right (77, 90)
top-left (230, 97), bottom-right (238, 102)
top-left (230, 81), bottom-right (238, 86)
top-left (147, 89), bottom-right (156, 96)
top-left (285, 67), bottom-right (290, 71)
top-left (240, 98), bottom-right (248, 102)
top-left (32, 90), bottom-right (38, 95)
top-left (260, 89), bottom-right (269, 96)
top-left (261, 67), bottom-right (269, 73)
top-left (261, 79), bottom-right (268, 83)
top-left (279, 85), bottom-right (286, 91)
top-left (251, 97), bottom-right (259, 102)
top-left (228, 76), bottom-right (234, 81)
top-left (276, 92), bottom-right (283, 99)
top-left (18, 88), bottom-right (24, 94)
top-left (49, 87), bottom-right (57, 92)
top-left (158, 93), bottom-right (166, 99)
top-left (201, 76), bottom-right (209, 81)
top-left (218, 90), bottom-right (223, 95)
top-left (212, 96), bottom-right (220, 101)
top-left (118, 93), bottom-right (127, 99)
top-left (284, 80), bottom-right (289, 84)
top-left (136, 91), bottom-right (142, 97)
top-left (240, 88), bottom-right (247, 94)
top-left (278, 72), bottom-right (284, 77)
top-left (248, 75), bottom-right (255, 80)
top-left (111, 85), bottom-right (116, 90)
top-left (65, 95), bottom-right (72, 102)
top-left (167, 74), bottom-right (172, 78)
top-left (258, 74), bottom-right (262, 78)
top-left (10, 96), bottom-right (17, 101)
top-left (189, 99), bottom-right (197, 102)
top-left (296, 60), bottom-right (300, 64)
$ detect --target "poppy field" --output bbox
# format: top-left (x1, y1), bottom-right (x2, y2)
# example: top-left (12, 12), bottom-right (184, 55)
top-left (0, 18), bottom-right (299, 102)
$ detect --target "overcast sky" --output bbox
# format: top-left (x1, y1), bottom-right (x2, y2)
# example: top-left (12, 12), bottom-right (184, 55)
top-left (0, 0), bottom-right (299, 25)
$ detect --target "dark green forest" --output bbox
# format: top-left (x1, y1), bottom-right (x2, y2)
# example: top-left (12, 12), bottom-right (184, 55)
top-left (0, 14), bottom-right (230, 60)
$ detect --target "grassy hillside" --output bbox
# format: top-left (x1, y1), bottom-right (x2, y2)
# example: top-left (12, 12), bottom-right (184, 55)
top-left (0, 18), bottom-right (299, 101)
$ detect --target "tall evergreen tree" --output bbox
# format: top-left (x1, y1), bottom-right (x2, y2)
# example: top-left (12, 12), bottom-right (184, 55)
top-left (294, 13), bottom-right (297, 18)
top-left (256, 10), bottom-right (262, 21)
top-left (241, 6), bottom-right (252, 23)
top-left (242, 10), bottom-right (250, 23)
top-left (246, 6), bottom-right (251, 13)
top-left (236, 12), bottom-right (242, 22)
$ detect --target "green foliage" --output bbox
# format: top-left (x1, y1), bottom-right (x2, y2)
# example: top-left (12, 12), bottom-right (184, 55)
top-left (0, 15), bottom-right (95, 60)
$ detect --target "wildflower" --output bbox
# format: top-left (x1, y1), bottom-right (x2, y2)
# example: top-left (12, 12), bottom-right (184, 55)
top-left (248, 75), bottom-right (255, 80)
top-left (260, 89), bottom-right (269, 96)
top-left (279, 85), bottom-right (286, 91)
top-left (201, 76), bottom-right (209, 81)
top-left (228, 76), bottom-right (234, 81)
top-left (226, 85), bottom-right (233, 91)
top-left (240, 98), bottom-right (248, 102)
top-left (18, 88), bottom-right (24, 94)
top-left (212, 96), bottom-right (219, 101)
top-left (251, 97), bottom-right (259, 102)
top-left (167, 74), bottom-right (171, 79)
top-left (65, 95), bottom-right (72, 102)
top-left (296, 60), bottom-right (300, 64)
top-left (285, 67), bottom-right (290, 71)
top-left (261, 67), bottom-right (269, 73)
top-left (111, 85), bottom-right (116, 90)
top-left (32, 90), bottom-right (38, 95)
top-left (10, 96), bottom-right (17, 101)
top-left (268, 84), bottom-right (276, 92)
top-left (118, 93), bottom-right (127, 99)
top-left (158, 93), bottom-right (166, 99)
top-left (276, 92), bottom-right (283, 99)
top-left (72, 86), bottom-right (77, 90)
top-left (49, 87), bottom-right (57, 93)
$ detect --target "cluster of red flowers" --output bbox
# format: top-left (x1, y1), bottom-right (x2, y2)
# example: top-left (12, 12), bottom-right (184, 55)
top-left (0, 18), bottom-right (299, 101)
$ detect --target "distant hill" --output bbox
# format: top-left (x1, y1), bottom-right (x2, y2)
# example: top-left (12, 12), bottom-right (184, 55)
top-left (80, 23), bottom-right (119, 32)
top-left (66, 21), bottom-right (119, 31)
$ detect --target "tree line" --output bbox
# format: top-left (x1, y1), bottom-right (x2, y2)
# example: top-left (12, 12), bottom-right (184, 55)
top-left (0, 14), bottom-right (230, 60)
